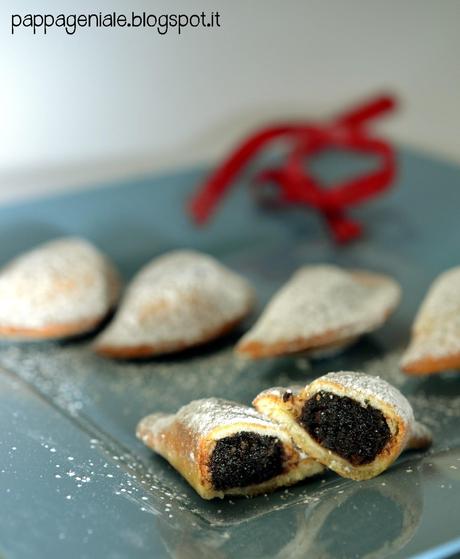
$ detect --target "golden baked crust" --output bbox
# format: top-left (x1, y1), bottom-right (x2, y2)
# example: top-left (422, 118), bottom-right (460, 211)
top-left (253, 372), bottom-right (432, 481)
top-left (403, 353), bottom-right (460, 375)
top-left (0, 316), bottom-right (106, 340)
top-left (136, 398), bottom-right (324, 499)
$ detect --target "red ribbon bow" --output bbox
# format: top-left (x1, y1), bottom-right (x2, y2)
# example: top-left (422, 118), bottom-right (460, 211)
top-left (189, 94), bottom-right (397, 243)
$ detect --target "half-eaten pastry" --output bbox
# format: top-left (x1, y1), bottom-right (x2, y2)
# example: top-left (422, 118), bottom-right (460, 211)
top-left (136, 397), bottom-right (324, 499)
top-left (253, 372), bottom-right (432, 481)
top-left (95, 250), bottom-right (254, 358)
top-left (236, 265), bottom-right (401, 359)
top-left (401, 267), bottom-right (460, 375)
top-left (0, 237), bottom-right (121, 340)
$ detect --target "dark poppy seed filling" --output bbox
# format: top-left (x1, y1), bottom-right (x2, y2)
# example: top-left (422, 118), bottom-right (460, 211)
top-left (299, 391), bottom-right (391, 466)
top-left (210, 432), bottom-right (284, 490)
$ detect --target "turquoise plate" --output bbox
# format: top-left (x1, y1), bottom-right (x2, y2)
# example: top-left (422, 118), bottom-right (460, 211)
top-left (1, 148), bottom-right (460, 559)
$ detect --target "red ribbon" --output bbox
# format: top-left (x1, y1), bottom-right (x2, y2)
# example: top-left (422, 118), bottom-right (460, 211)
top-left (188, 95), bottom-right (397, 243)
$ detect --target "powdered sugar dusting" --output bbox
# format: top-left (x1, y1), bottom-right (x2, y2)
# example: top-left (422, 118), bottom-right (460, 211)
top-left (140, 398), bottom-right (277, 440)
top-left (95, 250), bottom-right (254, 351)
top-left (0, 238), bottom-right (120, 332)
top-left (238, 265), bottom-right (400, 350)
top-left (320, 371), bottom-right (414, 424)
top-left (402, 267), bottom-right (460, 366)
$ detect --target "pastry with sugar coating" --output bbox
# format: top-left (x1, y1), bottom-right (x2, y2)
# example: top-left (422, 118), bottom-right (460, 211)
top-left (253, 372), bottom-right (432, 481)
top-left (95, 250), bottom-right (254, 359)
top-left (136, 397), bottom-right (324, 499)
top-left (0, 237), bottom-right (121, 340)
top-left (401, 267), bottom-right (460, 375)
top-left (236, 265), bottom-right (400, 359)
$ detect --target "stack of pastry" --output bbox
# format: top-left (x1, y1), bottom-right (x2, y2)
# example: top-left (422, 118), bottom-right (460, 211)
top-left (137, 372), bottom-right (432, 499)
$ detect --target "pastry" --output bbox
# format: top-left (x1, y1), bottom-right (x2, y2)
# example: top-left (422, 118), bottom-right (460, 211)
top-left (236, 265), bottom-right (401, 359)
top-left (401, 267), bottom-right (460, 374)
top-left (0, 237), bottom-right (121, 340)
top-left (253, 372), bottom-right (432, 480)
top-left (95, 250), bottom-right (254, 358)
top-left (136, 397), bottom-right (324, 499)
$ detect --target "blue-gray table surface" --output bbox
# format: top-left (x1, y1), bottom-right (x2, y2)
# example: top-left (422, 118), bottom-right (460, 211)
top-left (1, 148), bottom-right (460, 559)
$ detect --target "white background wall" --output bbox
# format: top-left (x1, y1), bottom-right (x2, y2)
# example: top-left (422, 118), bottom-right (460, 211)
top-left (1, 0), bottom-right (460, 204)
